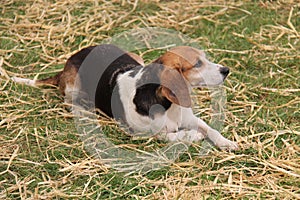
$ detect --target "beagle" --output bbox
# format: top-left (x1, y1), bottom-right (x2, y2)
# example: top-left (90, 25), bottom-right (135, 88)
top-left (12, 44), bottom-right (238, 151)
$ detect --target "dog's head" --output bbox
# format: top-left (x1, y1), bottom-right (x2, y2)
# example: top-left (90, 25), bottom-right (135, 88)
top-left (155, 46), bottom-right (229, 87)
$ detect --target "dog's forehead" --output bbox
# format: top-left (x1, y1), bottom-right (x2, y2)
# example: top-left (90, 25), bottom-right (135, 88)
top-left (169, 46), bottom-right (205, 63)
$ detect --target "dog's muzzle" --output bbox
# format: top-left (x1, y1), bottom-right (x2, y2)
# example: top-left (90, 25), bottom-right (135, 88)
top-left (219, 67), bottom-right (230, 79)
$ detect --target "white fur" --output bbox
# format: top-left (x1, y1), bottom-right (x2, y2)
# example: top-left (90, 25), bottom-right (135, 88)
top-left (198, 63), bottom-right (225, 86)
top-left (187, 54), bottom-right (225, 87)
top-left (160, 105), bottom-right (238, 150)
top-left (117, 70), bottom-right (238, 150)
top-left (11, 77), bottom-right (36, 86)
top-left (64, 84), bottom-right (77, 105)
top-left (117, 69), bottom-right (167, 134)
top-left (10, 49), bottom-right (238, 151)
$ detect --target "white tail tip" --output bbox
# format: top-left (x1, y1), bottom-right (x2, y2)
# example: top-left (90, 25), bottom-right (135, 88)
top-left (11, 76), bottom-right (36, 86)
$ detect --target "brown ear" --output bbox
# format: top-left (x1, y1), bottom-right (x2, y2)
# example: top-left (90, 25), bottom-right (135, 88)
top-left (160, 68), bottom-right (191, 107)
top-left (127, 52), bottom-right (144, 66)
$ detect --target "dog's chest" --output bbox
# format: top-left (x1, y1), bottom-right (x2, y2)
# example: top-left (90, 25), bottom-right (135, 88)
top-left (164, 104), bottom-right (183, 131)
top-left (116, 69), bottom-right (183, 133)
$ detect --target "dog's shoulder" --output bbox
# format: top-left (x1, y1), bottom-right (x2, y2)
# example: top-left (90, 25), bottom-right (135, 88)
top-left (116, 63), bottom-right (171, 119)
top-left (95, 48), bottom-right (143, 118)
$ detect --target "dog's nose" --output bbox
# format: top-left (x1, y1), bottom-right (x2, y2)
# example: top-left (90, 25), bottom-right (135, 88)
top-left (220, 67), bottom-right (230, 77)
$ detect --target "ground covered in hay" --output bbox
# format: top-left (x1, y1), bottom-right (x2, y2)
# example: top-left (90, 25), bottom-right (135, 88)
top-left (0, 0), bottom-right (299, 199)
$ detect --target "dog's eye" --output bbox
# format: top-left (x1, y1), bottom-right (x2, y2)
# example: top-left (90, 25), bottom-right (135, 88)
top-left (194, 60), bottom-right (202, 68)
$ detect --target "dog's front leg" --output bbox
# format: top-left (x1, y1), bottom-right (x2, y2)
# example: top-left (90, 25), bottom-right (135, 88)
top-left (181, 108), bottom-right (239, 151)
top-left (158, 129), bottom-right (204, 143)
top-left (197, 118), bottom-right (238, 151)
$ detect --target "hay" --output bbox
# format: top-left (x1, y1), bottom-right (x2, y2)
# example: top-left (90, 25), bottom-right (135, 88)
top-left (1, 0), bottom-right (299, 199)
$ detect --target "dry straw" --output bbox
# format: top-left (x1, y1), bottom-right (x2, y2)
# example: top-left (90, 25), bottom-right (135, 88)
top-left (0, 0), bottom-right (299, 199)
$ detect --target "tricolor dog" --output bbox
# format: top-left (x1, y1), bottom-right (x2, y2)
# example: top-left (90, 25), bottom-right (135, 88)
top-left (12, 44), bottom-right (238, 151)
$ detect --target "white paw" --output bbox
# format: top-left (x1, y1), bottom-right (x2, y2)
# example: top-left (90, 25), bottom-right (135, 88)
top-left (162, 130), bottom-right (204, 143)
top-left (187, 130), bottom-right (204, 142)
top-left (215, 138), bottom-right (239, 151)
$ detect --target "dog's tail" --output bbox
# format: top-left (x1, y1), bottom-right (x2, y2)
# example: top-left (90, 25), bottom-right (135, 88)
top-left (11, 72), bottom-right (62, 87)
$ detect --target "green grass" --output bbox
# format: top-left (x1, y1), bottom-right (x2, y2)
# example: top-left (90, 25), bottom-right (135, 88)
top-left (1, 0), bottom-right (299, 199)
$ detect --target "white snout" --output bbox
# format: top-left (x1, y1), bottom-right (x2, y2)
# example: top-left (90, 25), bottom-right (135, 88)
top-left (189, 63), bottom-right (228, 87)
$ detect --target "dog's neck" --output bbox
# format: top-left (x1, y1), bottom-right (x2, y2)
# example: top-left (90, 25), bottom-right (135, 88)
top-left (133, 84), bottom-right (172, 119)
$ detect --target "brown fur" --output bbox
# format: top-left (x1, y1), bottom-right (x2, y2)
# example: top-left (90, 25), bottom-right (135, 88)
top-left (36, 49), bottom-right (144, 96)
top-left (153, 46), bottom-right (213, 88)
top-left (160, 68), bottom-right (191, 107)
top-left (36, 72), bottom-right (62, 86)
top-left (14, 46), bottom-right (204, 106)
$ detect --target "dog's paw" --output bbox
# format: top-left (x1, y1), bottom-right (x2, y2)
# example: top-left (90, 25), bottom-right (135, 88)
top-left (162, 130), bottom-right (204, 143)
top-left (216, 138), bottom-right (239, 151)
